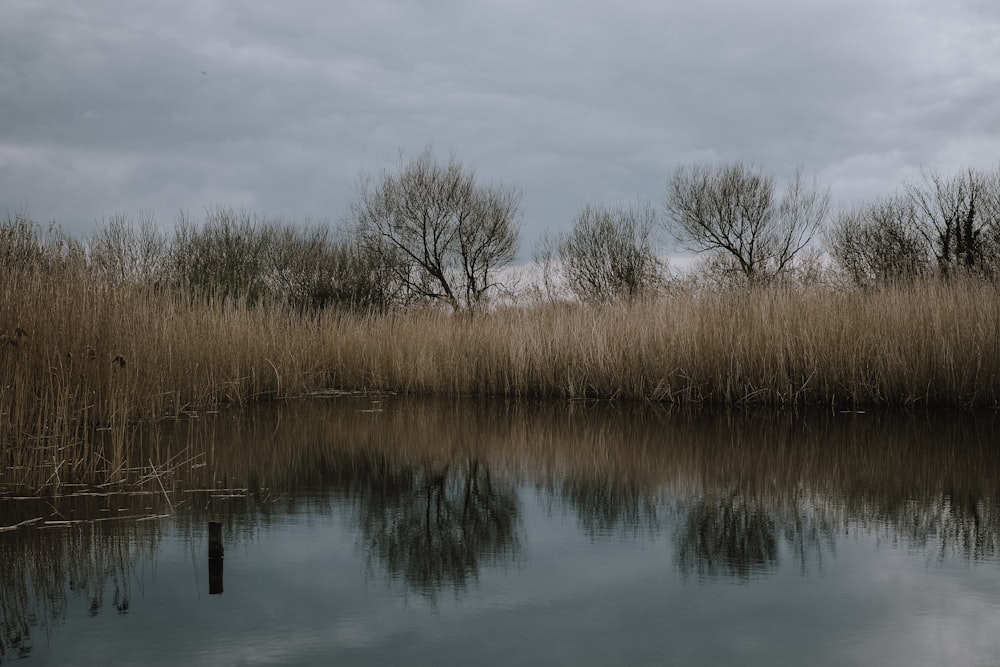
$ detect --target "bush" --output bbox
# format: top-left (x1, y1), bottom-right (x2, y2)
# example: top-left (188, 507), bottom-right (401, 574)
top-left (89, 211), bottom-right (167, 285)
top-left (827, 197), bottom-right (929, 288)
top-left (0, 210), bottom-right (85, 277)
top-left (554, 202), bottom-right (665, 303)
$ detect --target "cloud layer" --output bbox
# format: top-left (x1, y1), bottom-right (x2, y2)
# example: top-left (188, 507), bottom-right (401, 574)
top-left (2, 0), bottom-right (999, 251)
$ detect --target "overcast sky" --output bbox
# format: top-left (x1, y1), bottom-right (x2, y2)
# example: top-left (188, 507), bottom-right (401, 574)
top-left (2, 0), bottom-right (999, 255)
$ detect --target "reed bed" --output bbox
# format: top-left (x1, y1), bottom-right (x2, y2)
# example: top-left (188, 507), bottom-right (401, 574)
top-left (3, 262), bottom-right (1000, 490)
top-left (324, 280), bottom-right (1000, 406)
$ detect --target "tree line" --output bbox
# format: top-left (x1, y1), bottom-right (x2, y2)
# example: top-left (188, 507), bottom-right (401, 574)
top-left (5, 152), bottom-right (1000, 312)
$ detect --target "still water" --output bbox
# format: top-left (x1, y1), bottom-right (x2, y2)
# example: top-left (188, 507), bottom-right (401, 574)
top-left (2, 397), bottom-right (1000, 666)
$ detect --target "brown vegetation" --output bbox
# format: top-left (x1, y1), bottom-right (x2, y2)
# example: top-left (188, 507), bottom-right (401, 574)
top-left (4, 252), bottom-right (1000, 489)
top-left (3, 186), bottom-right (1000, 494)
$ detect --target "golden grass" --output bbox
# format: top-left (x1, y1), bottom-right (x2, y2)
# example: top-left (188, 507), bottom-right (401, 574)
top-left (3, 263), bottom-right (1000, 490)
top-left (318, 283), bottom-right (1000, 407)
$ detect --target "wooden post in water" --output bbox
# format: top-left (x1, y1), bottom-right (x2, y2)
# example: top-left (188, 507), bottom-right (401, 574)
top-left (208, 521), bottom-right (224, 595)
top-left (209, 521), bottom-right (224, 559)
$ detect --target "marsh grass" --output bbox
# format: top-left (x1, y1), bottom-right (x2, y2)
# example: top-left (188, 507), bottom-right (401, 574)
top-left (325, 280), bottom-right (1000, 407)
top-left (3, 253), bottom-right (1000, 491)
top-left (317, 282), bottom-right (1000, 407)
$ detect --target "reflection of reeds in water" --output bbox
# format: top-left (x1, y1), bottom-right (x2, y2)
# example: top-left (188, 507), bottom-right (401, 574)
top-left (0, 478), bottom-right (263, 662)
top-left (0, 520), bottom-right (162, 662)
top-left (3, 398), bottom-right (1000, 650)
top-left (9, 395), bottom-right (998, 553)
top-left (163, 398), bottom-right (1000, 565)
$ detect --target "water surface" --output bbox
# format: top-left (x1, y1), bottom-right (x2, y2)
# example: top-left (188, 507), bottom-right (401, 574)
top-left (3, 398), bottom-right (999, 665)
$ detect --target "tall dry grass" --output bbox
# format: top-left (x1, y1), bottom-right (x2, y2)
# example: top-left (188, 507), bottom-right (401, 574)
top-left (0, 264), bottom-right (330, 489)
top-left (321, 281), bottom-right (1000, 407)
top-left (3, 259), bottom-right (1000, 490)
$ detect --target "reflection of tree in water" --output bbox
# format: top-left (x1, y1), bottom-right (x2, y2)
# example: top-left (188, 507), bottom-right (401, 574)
top-left (0, 486), bottom-right (259, 664)
top-left (171, 397), bottom-right (1000, 581)
top-left (344, 455), bottom-right (520, 599)
top-left (674, 494), bottom-right (779, 580)
top-left (556, 477), bottom-right (1000, 582)
top-left (0, 523), bottom-right (156, 663)
top-left (850, 488), bottom-right (1000, 562)
top-left (935, 490), bottom-right (998, 561)
top-left (555, 473), bottom-right (826, 581)
top-left (557, 477), bottom-right (660, 537)
top-left (670, 487), bottom-right (1000, 580)
top-left (8, 399), bottom-right (1000, 657)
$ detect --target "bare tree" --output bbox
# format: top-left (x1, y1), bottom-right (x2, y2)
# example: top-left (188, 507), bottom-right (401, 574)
top-left (89, 211), bottom-right (167, 285)
top-left (261, 221), bottom-right (327, 299)
top-left (979, 166), bottom-right (1000, 275)
top-left (827, 196), bottom-right (929, 288)
top-left (665, 162), bottom-right (829, 284)
top-left (166, 207), bottom-right (273, 303)
top-left (905, 167), bottom-right (1000, 277)
top-left (555, 202), bottom-right (665, 303)
top-left (352, 151), bottom-right (520, 311)
top-left (529, 231), bottom-right (561, 303)
top-left (0, 209), bottom-right (45, 273)
top-left (262, 221), bottom-right (403, 313)
top-left (0, 210), bottom-right (86, 277)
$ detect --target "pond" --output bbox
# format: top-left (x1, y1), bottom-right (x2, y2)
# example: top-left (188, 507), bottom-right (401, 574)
top-left (2, 397), bottom-right (1000, 666)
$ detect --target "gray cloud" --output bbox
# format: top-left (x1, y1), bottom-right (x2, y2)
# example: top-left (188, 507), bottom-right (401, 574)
top-left (2, 0), bottom-right (999, 252)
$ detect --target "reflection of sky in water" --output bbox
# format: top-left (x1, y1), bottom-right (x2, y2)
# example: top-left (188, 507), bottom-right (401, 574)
top-left (5, 400), bottom-right (1000, 666)
top-left (14, 487), bottom-right (1000, 667)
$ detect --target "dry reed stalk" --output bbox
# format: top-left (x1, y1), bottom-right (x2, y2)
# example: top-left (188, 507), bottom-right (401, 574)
top-left (3, 261), bottom-right (1000, 492)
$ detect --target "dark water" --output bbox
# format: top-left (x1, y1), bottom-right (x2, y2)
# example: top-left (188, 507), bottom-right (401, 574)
top-left (3, 398), bottom-right (1000, 666)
